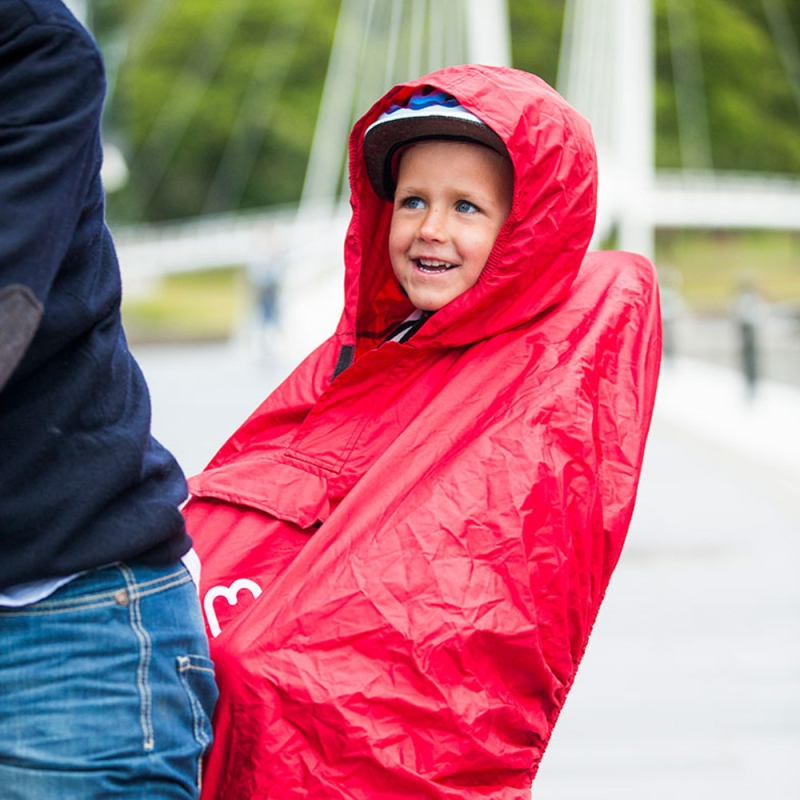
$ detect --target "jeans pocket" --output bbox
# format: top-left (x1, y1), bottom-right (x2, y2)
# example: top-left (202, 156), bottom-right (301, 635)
top-left (177, 654), bottom-right (218, 790)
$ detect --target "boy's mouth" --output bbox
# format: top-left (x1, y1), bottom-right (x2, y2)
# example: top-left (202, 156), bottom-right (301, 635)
top-left (415, 258), bottom-right (458, 274)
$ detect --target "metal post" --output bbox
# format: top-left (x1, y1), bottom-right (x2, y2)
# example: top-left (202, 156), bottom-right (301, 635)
top-left (465, 0), bottom-right (511, 67)
top-left (615, 0), bottom-right (655, 260)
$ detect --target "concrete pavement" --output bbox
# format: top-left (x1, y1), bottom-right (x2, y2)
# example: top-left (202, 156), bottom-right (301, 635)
top-left (133, 342), bottom-right (800, 798)
top-left (535, 357), bottom-right (800, 798)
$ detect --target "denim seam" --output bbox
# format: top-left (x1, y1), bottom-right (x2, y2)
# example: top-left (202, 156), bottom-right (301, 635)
top-left (120, 564), bottom-right (155, 752)
top-left (0, 598), bottom-right (121, 616)
top-left (177, 656), bottom-right (213, 790)
top-left (0, 568), bottom-right (192, 616)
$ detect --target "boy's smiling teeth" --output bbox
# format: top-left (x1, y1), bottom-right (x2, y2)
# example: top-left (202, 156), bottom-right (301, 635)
top-left (416, 258), bottom-right (457, 273)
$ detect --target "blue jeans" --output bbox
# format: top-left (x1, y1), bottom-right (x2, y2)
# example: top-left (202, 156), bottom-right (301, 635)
top-left (0, 562), bottom-right (218, 799)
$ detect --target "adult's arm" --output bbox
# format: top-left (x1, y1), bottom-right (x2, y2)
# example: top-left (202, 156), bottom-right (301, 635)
top-left (0, 3), bottom-right (104, 390)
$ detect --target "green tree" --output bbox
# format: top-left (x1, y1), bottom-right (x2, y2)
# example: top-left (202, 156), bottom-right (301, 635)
top-left (99, 0), bottom-right (800, 224)
top-left (104, 0), bottom-right (337, 222)
top-left (655, 0), bottom-right (800, 172)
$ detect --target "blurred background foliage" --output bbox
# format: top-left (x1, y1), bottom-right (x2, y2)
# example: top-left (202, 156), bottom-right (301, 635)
top-left (652, 0), bottom-right (800, 173)
top-left (85, 0), bottom-right (800, 345)
top-left (90, 0), bottom-right (800, 225)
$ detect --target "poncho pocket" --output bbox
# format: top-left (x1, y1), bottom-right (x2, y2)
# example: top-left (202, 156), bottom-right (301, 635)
top-left (189, 458), bottom-right (331, 529)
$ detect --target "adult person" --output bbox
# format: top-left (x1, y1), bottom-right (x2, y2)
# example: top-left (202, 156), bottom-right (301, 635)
top-left (0, 1), bottom-right (216, 796)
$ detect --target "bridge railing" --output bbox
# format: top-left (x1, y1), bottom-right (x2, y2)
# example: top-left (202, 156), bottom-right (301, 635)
top-left (653, 170), bottom-right (800, 230)
top-left (114, 167), bottom-right (800, 292)
top-left (113, 204), bottom-right (299, 288)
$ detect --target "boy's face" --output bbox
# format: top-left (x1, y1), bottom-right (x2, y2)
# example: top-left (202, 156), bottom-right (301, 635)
top-left (388, 140), bottom-right (513, 312)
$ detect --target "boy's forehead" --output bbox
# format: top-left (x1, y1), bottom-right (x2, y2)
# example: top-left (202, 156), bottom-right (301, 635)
top-left (393, 140), bottom-right (514, 213)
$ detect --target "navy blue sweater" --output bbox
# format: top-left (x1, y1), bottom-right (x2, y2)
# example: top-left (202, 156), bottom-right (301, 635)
top-left (0, 0), bottom-right (191, 590)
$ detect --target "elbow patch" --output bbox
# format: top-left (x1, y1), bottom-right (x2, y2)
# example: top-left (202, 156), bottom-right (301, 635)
top-left (0, 284), bottom-right (43, 391)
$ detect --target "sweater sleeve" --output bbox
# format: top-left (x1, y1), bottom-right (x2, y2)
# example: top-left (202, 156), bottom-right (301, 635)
top-left (0, 7), bottom-right (105, 390)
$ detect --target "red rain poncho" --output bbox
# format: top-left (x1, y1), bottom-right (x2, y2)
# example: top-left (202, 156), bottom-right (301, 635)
top-left (185, 65), bottom-right (661, 798)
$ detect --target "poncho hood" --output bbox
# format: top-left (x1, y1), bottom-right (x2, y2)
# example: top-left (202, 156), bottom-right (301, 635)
top-left (342, 64), bottom-right (598, 351)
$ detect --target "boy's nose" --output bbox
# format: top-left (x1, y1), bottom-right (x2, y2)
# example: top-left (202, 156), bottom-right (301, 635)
top-left (418, 209), bottom-right (447, 241)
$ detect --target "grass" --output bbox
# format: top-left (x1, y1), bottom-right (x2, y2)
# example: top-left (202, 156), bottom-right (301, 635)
top-left (656, 230), bottom-right (800, 313)
top-left (122, 266), bottom-right (248, 343)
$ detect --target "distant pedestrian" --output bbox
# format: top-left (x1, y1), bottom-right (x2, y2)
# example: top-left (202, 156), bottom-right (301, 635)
top-left (246, 254), bottom-right (283, 359)
top-left (658, 264), bottom-right (685, 363)
top-left (733, 277), bottom-right (767, 398)
top-left (0, 1), bottom-right (216, 795)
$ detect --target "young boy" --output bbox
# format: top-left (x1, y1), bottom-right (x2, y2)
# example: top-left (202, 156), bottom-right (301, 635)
top-left (185, 65), bottom-right (661, 799)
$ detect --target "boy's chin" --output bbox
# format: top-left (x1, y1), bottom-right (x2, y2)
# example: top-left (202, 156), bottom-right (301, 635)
top-left (399, 281), bottom-right (458, 312)
top-left (409, 296), bottom-right (449, 312)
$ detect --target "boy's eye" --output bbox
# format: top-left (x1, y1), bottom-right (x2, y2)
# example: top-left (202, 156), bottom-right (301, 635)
top-left (455, 199), bottom-right (479, 213)
top-left (402, 196), bottom-right (426, 210)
